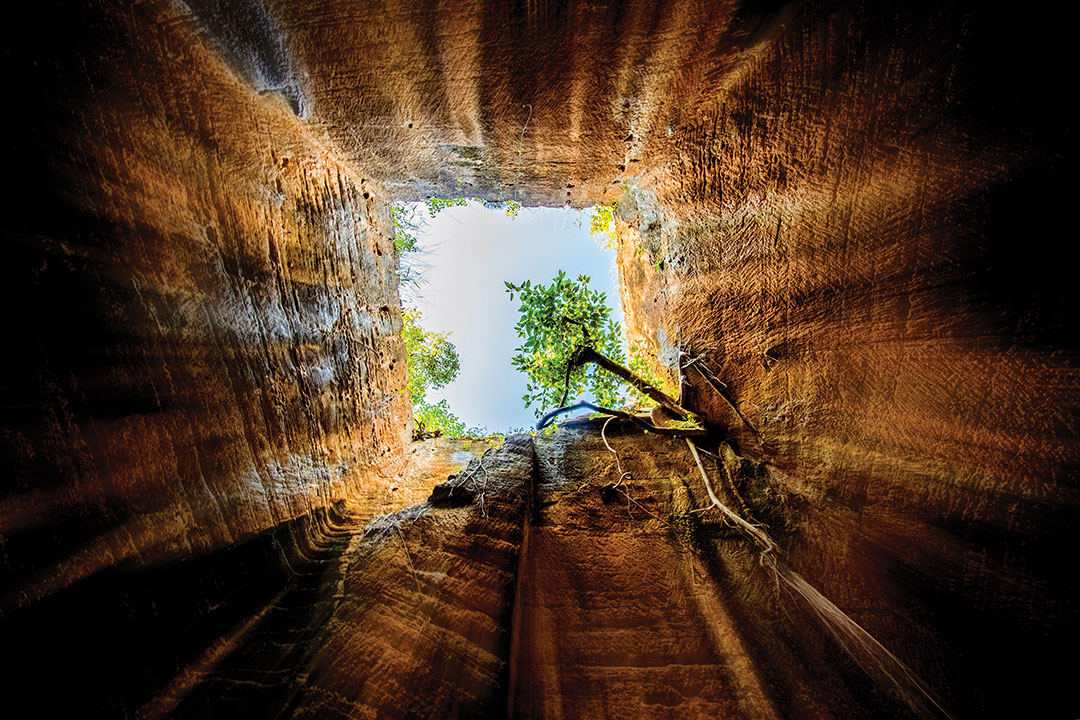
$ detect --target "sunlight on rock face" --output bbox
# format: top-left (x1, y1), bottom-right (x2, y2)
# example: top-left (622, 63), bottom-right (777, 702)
top-left (2, 1), bottom-right (1075, 718)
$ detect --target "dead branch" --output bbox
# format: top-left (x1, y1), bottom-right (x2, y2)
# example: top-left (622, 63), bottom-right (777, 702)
top-left (536, 400), bottom-right (708, 437)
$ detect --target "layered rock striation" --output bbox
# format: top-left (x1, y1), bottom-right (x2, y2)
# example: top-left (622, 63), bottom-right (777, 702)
top-left (188, 422), bottom-right (957, 719)
top-left (3, 1), bottom-right (410, 715)
top-left (2, 0), bottom-right (1076, 718)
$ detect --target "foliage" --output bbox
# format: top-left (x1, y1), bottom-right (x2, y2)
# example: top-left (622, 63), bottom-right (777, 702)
top-left (391, 204), bottom-right (420, 254)
top-left (505, 271), bottom-right (626, 415)
top-left (588, 201), bottom-right (666, 273)
top-left (401, 308), bottom-right (464, 435)
top-left (414, 399), bottom-right (466, 437)
top-left (391, 204), bottom-right (426, 301)
top-left (424, 196), bottom-right (468, 217)
top-left (588, 202), bottom-right (619, 249)
top-left (397, 197), bottom-right (522, 260)
top-left (424, 196), bottom-right (521, 220)
top-left (393, 197), bottom-right (527, 435)
top-left (628, 342), bottom-right (678, 406)
top-left (401, 308), bottom-right (460, 404)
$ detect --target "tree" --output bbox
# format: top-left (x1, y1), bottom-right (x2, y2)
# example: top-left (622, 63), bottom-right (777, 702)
top-left (505, 272), bottom-right (626, 415)
top-left (414, 399), bottom-right (466, 438)
top-left (391, 204), bottom-right (420, 254)
top-left (588, 202), bottom-right (618, 249)
top-left (507, 272), bottom-right (700, 428)
top-left (401, 308), bottom-right (464, 436)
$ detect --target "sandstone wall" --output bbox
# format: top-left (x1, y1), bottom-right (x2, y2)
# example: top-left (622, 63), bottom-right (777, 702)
top-left (277, 0), bottom-right (1076, 714)
top-left (609, 4), bottom-right (1079, 717)
top-left (262, 423), bottom-right (957, 719)
top-left (277, 2), bottom-right (1078, 709)
top-left (2, 0), bottom-right (1075, 718)
top-left (2, 1), bottom-right (410, 715)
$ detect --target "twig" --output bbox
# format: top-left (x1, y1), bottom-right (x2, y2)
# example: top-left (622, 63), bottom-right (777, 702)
top-left (394, 526), bottom-right (424, 596)
top-left (691, 364), bottom-right (764, 441)
top-left (683, 439), bottom-right (954, 720)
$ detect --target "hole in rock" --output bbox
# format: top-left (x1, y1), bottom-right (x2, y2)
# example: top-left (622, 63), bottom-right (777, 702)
top-left (393, 198), bottom-right (628, 434)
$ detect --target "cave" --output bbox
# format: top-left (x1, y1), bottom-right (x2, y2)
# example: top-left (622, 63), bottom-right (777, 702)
top-left (1, 1), bottom-right (1076, 718)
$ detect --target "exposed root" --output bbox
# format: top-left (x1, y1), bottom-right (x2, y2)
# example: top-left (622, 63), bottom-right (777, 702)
top-left (458, 453), bottom-right (490, 517)
top-left (686, 437), bottom-right (953, 720)
top-left (460, 453), bottom-right (490, 488)
top-left (680, 354), bottom-right (726, 387)
top-left (600, 416), bottom-right (632, 488)
top-left (716, 445), bottom-right (755, 521)
top-left (616, 485), bottom-right (664, 524)
top-left (767, 557), bottom-right (955, 720)
top-left (365, 504), bottom-right (428, 537)
top-left (686, 438), bottom-right (776, 556)
top-left (688, 442), bottom-right (754, 519)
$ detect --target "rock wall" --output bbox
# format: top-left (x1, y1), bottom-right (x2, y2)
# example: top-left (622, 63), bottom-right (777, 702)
top-left (248, 422), bottom-right (961, 719)
top-left (280, 0), bottom-right (1079, 708)
top-left (270, 0), bottom-right (786, 206)
top-left (2, 1), bottom-right (410, 715)
top-left (2, 0), bottom-right (1076, 718)
top-left (608, 4), bottom-right (1079, 718)
top-left (292, 436), bottom-right (533, 719)
top-left (357, 435), bottom-right (502, 523)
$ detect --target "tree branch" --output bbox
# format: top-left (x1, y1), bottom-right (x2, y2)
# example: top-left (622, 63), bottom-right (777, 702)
top-left (576, 347), bottom-right (701, 423)
top-left (535, 401), bottom-right (708, 437)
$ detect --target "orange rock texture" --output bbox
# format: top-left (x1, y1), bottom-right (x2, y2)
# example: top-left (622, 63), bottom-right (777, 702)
top-left (3, 1), bottom-right (410, 715)
top-left (2, 0), bottom-right (1076, 718)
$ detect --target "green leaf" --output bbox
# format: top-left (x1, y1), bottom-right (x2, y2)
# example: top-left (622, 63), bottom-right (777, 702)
top-left (505, 271), bottom-right (628, 416)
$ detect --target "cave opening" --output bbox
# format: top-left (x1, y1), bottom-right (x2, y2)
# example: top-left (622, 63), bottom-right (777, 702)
top-left (391, 198), bottom-right (631, 434)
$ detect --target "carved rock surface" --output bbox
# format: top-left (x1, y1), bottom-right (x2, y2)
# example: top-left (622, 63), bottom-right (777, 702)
top-left (511, 422), bottom-right (927, 720)
top-left (3, 2), bottom-right (409, 716)
top-left (2, 0), bottom-right (1076, 718)
top-left (195, 422), bottom-right (956, 719)
top-left (291, 436), bottom-right (533, 719)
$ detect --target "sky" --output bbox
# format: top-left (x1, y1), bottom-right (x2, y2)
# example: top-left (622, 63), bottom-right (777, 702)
top-left (401, 201), bottom-right (620, 432)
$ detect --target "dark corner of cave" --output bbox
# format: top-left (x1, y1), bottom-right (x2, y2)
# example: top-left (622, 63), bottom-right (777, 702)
top-left (1, 2), bottom-right (1076, 719)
